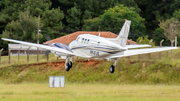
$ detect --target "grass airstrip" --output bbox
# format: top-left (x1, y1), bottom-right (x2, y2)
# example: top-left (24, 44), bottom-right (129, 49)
top-left (0, 83), bottom-right (180, 101)
top-left (1, 49), bottom-right (180, 100)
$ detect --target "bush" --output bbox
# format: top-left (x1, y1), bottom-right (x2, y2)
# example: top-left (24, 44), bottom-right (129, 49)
top-left (136, 36), bottom-right (155, 47)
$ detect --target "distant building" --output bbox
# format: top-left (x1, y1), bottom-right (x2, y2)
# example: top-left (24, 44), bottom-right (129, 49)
top-left (45, 31), bottom-right (136, 45)
top-left (8, 44), bottom-right (48, 56)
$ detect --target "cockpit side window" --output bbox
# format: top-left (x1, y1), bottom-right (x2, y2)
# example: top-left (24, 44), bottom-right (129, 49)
top-left (76, 37), bottom-right (80, 41)
top-left (82, 38), bottom-right (84, 43)
top-left (77, 37), bottom-right (80, 41)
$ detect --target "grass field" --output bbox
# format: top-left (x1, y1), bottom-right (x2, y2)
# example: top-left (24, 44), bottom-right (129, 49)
top-left (0, 83), bottom-right (180, 101)
top-left (1, 50), bottom-right (180, 84)
top-left (1, 49), bottom-right (180, 100)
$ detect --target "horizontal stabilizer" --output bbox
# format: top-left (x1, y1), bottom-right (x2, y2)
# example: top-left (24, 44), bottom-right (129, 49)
top-left (110, 47), bottom-right (178, 58)
top-left (126, 44), bottom-right (151, 49)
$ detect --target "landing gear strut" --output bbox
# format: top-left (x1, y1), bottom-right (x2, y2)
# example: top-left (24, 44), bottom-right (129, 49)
top-left (109, 59), bottom-right (117, 73)
top-left (65, 57), bottom-right (73, 71)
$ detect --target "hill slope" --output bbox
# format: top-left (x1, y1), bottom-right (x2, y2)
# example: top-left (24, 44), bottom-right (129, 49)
top-left (0, 57), bottom-right (180, 84)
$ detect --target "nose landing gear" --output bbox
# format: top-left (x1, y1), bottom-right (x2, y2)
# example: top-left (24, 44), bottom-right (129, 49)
top-left (65, 57), bottom-right (73, 71)
top-left (65, 61), bottom-right (73, 71)
top-left (69, 61), bottom-right (72, 68)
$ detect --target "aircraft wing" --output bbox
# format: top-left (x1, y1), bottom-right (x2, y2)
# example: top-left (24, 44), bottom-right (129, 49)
top-left (109, 47), bottom-right (178, 59)
top-left (2, 38), bottom-right (75, 56)
top-left (126, 44), bottom-right (151, 49)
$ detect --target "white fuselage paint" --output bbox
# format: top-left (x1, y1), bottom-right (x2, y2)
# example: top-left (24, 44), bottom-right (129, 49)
top-left (50, 34), bottom-right (127, 59)
top-left (67, 34), bottom-right (127, 59)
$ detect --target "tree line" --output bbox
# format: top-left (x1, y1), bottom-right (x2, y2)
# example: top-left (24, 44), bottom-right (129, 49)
top-left (1, 0), bottom-right (180, 53)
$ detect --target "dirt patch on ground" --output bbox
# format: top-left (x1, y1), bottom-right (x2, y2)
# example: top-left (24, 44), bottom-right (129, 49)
top-left (77, 60), bottom-right (102, 67)
top-left (16, 60), bottom-right (103, 71)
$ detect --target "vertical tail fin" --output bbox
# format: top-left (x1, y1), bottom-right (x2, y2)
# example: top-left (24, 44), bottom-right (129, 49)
top-left (117, 20), bottom-right (131, 47)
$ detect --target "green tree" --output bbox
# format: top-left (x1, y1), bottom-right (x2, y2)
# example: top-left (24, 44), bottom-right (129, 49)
top-left (136, 36), bottom-right (155, 47)
top-left (51, 0), bottom-right (141, 33)
top-left (42, 8), bottom-right (64, 39)
top-left (66, 7), bottom-right (82, 33)
top-left (153, 9), bottom-right (180, 46)
top-left (153, 28), bottom-right (169, 46)
top-left (159, 18), bottom-right (180, 46)
top-left (134, 0), bottom-right (180, 34)
top-left (172, 9), bottom-right (180, 46)
top-left (0, 0), bottom-right (51, 23)
top-left (173, 9), bottom-right (180, 20)
top-left (2, 11), bottom-right (42, 43)
top-left (0, 0), bottom-right (51, 35)
top-left (0, 0), bottom-right (65, 48)
top-left (82, 5), bottom-right (146, 41)
top-left (0, 0), bottom-right (53, 50)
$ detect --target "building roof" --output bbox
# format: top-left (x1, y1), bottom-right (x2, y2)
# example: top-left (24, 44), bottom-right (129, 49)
top-left (45, 31), bottom-right (136, 45)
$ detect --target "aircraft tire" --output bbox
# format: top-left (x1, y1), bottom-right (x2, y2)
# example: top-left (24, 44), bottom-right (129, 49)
top-left (109, 65), bottom-right (115, 73)
top-left (69, 61), bottom-right (73, 68)
top-left (65, 63), bottom-right (70, 71)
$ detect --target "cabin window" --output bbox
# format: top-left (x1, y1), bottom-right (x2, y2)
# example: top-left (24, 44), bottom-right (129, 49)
top-left (87, 39), bottom-right (90, 44)
top-left (84, 39), bottom-right (87, 43)
top-left (98, 42), bottom-right (100, 45)
top-left (82, 38), bottom-right (84, 43)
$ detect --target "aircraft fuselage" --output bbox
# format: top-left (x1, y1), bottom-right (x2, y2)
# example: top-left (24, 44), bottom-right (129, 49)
top-left (68, 34), bottom-right (127, 58)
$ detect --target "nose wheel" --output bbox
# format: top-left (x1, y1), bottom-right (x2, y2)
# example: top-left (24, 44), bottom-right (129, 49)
top-left (69, 61), bottom-right (72, 68)
top-left (109, 65), bottom-right (115, 73)
top-left (65, 57), bottom-right (73, 71)
top-left (65, 61), bottom-right (73, 71)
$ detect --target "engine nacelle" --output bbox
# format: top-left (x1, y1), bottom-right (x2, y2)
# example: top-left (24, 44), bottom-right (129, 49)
top-left (50, 43), bottom-right (73, 57)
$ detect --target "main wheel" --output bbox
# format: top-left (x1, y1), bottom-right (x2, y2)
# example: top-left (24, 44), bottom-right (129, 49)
top-left (69, 61), bottom-right (73, 68)
top-left (109, 65), bottom-right (115, 73)
top-left (65, 63), bottom-right (70, 71)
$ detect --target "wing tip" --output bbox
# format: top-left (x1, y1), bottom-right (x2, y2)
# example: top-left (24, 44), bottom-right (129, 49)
top-left (1, 38), bottom-right (8, 41)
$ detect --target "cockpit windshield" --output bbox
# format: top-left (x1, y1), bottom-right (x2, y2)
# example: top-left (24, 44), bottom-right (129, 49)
top-left (76, 37), bottom-right (80, 41)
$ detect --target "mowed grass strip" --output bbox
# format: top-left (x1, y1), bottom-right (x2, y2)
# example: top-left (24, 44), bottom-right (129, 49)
top-left (0, 83), bottom-right (180, 101)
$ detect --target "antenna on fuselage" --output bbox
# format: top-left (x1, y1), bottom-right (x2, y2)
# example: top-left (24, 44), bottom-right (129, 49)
top-left (98, 33), bottom-right (101, 37)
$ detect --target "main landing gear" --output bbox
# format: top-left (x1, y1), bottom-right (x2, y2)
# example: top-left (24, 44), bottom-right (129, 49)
top-left (109, 59), bottom-right (117, 73)
top-left (65, 57), bottom-right (73, 71)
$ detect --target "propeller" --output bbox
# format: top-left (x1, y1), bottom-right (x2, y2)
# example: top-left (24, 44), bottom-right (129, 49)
top-left (42, 30), bottom-right (52, 54)
top-left (44, 33), bottom-right (52, 46)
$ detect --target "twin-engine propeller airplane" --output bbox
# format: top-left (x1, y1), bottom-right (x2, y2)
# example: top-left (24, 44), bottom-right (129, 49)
top-left (2, 20), bottom-right (178, 73)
